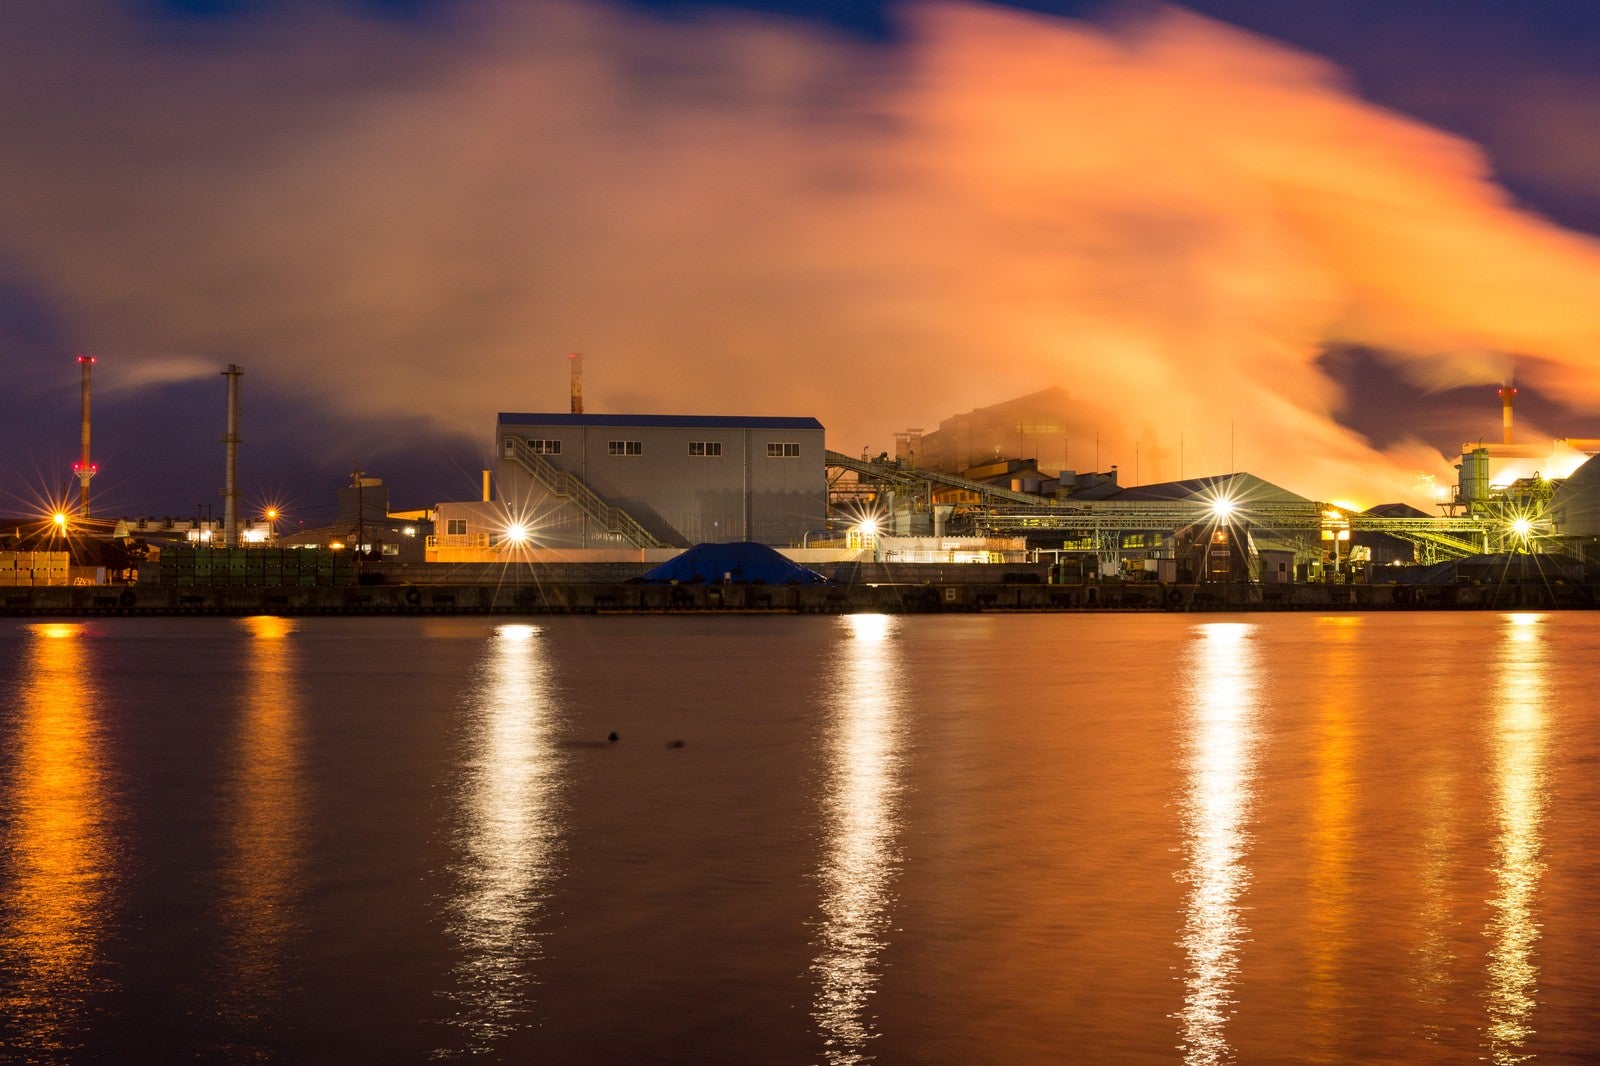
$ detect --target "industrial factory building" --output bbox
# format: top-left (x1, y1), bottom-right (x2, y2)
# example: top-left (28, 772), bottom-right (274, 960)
top-left (432, 413), bottom-right (828, 552)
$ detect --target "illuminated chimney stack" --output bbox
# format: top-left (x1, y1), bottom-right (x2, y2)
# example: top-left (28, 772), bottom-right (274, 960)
top-left (1499, 383), bottom-right (1516, 445)
top-left (569, 351), bottom-right (583, 415)
top-left (73, 354), bottom-right (97, 517)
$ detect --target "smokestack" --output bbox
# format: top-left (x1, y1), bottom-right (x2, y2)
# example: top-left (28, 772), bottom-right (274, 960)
top-left (222, 364), bottom-right (243, 547)
top-left (482, 469), bottom-right (491, 503)
top-left (569, 351), bottom-right (583, 415)
top-left (73, 354), bottom-right (97, 517)
top-left (1499, 383), bottom-right (1516, 445)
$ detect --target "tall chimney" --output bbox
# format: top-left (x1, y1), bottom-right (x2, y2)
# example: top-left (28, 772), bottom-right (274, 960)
top-left (222, 364), bottom-right (243, 547)
top-left (74, 354), bottom-right (97, 516)
top-left (1499, 384), bottom-right (1516, 445)
top-left (482, 469), bottom-right (492, 503)
top-left (569, 351), bottom-right (583, 415)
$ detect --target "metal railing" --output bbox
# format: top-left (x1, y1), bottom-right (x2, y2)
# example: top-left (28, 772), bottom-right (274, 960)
top-left (426, 532), bottom-right (490, 550)
top-left (502, 436), bottom-right (669, 548)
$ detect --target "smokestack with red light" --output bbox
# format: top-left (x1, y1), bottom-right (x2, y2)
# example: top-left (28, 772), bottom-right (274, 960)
top-left (569, 351), bottom-right (583, 415)
top-left (73, 354), bottom-right (97, 517)
top-left (1499, 383), bottom-right (1516, 445)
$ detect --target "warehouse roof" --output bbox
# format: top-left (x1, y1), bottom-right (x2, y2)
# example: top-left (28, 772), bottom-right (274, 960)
top-left (499, 413), bottom-right (823, 431)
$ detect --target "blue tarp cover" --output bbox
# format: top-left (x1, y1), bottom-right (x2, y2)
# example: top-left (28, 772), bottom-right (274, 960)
top-left (638, 542), bottom-right (829, 585)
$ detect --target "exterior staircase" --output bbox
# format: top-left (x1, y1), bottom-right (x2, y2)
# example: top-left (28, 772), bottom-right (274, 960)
top-left (502, 436), bottom-right (670, 548)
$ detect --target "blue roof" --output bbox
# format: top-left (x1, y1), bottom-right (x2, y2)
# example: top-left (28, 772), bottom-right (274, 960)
top-left (498, 413), bottom-right (823, 431)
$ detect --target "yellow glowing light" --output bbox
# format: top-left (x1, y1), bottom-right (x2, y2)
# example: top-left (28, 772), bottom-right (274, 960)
top-left (504, 523), bottom-right (531, 545)
top-left (1210, 497), bottom-right (1236, 520)
top-left (51, 512), bottom-right (68, 531)
top-left (1511, 517), bottom-right (1533, 537)
top-left (857, 518), bottom-right (879, 536)
top-left (329, 541), bottom-right (344, 551)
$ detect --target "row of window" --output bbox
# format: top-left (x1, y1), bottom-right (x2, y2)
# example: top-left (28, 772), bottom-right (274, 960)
top-left (510, 436), bottom-right (803, 458)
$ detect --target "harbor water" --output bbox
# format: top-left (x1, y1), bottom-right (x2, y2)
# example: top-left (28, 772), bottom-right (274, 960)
top-left (2, 613), bottom-right (1599, 1063)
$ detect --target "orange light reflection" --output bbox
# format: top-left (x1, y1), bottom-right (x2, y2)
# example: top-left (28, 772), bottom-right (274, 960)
top-left (0, 622), bottom-right (112, 1056)
top-left (1175, 622), bottom-right (1260, 1066)
top-left (811, 613), bottom-right (906, 1064)
top-left (1483, 613), bottom-right (1549, 1064)
top-left (218, 615), bottom-right (304, 1036)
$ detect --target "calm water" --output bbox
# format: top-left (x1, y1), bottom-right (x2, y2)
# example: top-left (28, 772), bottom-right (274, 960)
top-left (2, 612), bottom-right (1599, 1064)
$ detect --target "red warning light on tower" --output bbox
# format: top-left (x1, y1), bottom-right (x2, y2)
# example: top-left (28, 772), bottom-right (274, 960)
top-left (75, 354), bottom-right (97, 516)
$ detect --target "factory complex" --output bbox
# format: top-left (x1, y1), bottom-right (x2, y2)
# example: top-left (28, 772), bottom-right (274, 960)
top-left (6, 362), bottom-right (1600, 613)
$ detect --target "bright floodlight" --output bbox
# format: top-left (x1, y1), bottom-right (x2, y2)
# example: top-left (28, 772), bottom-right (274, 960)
top-left (858, 518), bottom-right (880, 536)
top-left (1512, 517), bottom-right (1533, 537)
top-left (505, 522), bottom-right (531, 545)
top-left (51, 511), bottom-right (68, 530)
top-left (1210, 497), bottom-right (1236, 520)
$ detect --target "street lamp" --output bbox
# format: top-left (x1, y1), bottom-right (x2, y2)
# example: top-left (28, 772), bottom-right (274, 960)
top-left (1321, 509), bottom-right (1350, 581)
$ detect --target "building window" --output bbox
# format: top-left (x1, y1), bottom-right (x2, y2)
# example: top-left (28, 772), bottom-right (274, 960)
top-left (505, 436), bottom-right (560, 456)
top-left (608, 440), bottom-right (643, 456)
top-left (688, 441), bottom-right (723, 457)
top-left (446, 518), bottom-right (467, 536)
top-left (767, 441), bottom-right (800, 458)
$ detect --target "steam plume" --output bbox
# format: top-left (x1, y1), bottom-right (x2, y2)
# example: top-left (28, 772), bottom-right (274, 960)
top-left (4, 1), bottom-right (1600, 505)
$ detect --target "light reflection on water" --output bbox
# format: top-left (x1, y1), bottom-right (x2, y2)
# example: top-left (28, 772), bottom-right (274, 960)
top-left (218, 615), bottom-right (304, 1048)
top-left (1412, 737), bottom-right (1463, 1044)
top-left (1175, 621), bottom-right (1260, 1066)
top-left (436, 622), bottom-right (564, 1057)
top-left (811, 613), bottom-right (905, 1064)
top-left (0, 612), bottom-right (1596, 1062)
top-left (1483, 613), bottom-right (1549, 1064)
top-left (1306, 616), bottom-right (1359, 1055)
top-left (0, 622), bottom-right (113, 1057)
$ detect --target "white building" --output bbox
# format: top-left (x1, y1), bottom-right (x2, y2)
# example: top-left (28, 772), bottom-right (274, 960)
top-left (435, 413), bottom-right (828, 552)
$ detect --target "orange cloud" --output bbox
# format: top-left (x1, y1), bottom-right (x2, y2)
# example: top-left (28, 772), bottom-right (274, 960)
top-left (3, 2), bottom-right (1600, 506)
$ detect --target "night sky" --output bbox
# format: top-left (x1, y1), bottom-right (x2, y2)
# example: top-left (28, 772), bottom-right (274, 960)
top-left (6, 0), bottom-right (1600, 524)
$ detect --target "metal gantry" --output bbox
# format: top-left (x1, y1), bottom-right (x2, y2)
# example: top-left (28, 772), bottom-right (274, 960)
top-left (824, 452), bottom-right (1530, 561)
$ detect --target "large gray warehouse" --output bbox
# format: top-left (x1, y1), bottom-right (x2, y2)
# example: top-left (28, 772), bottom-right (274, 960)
top-left (486, 412), bottom-right (827, 548)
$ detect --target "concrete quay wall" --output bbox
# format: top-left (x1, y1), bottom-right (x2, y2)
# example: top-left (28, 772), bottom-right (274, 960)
top-left (3, 575), bottom-right (1594, 616)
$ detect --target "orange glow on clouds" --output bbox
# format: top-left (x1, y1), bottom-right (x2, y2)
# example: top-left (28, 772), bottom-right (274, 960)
top-left (5, 3), bottom-right (1600, 504)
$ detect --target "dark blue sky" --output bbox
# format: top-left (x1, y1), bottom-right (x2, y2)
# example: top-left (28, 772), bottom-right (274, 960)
top-left (7, 0), bottom-right (1600, 521)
